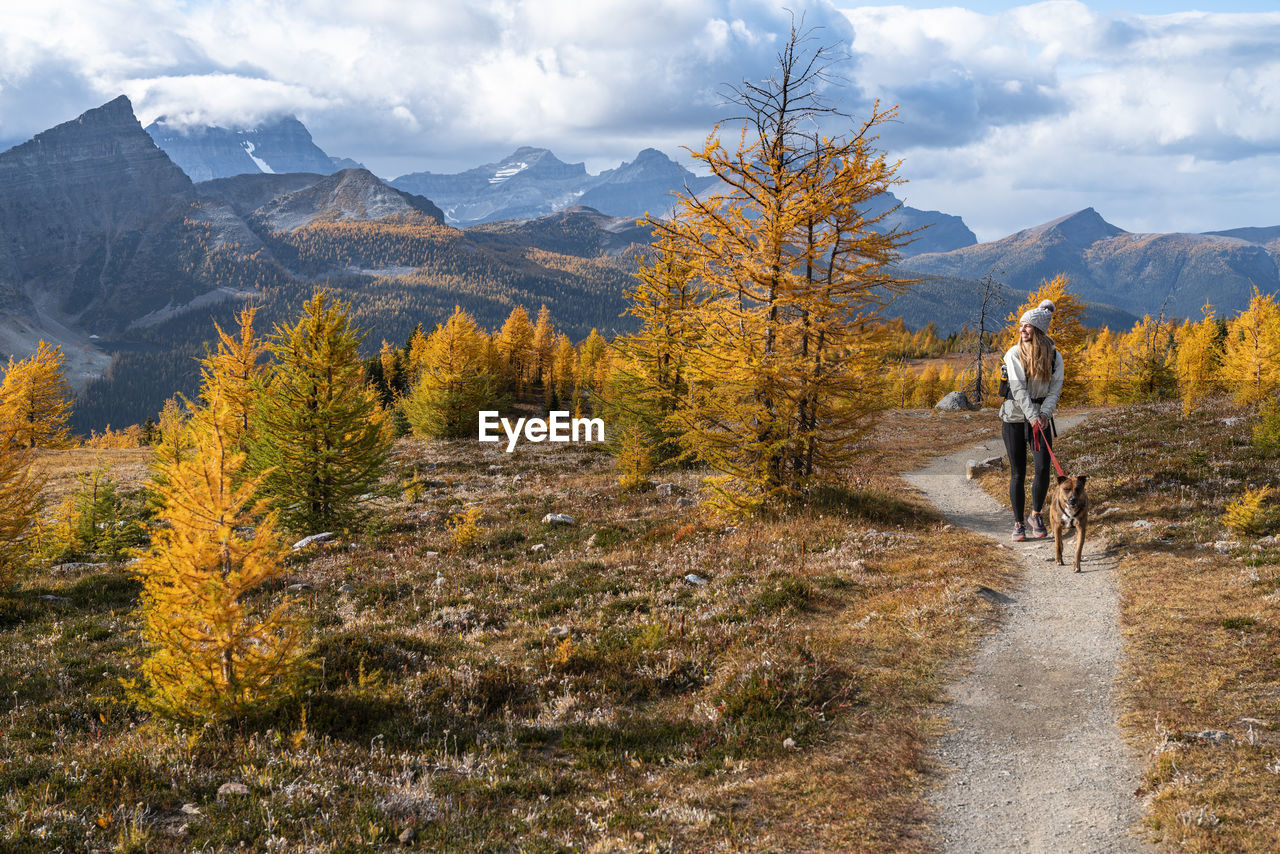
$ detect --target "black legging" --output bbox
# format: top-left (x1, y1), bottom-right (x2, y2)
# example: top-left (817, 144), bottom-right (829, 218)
top-left (1003, 420), bottom-right (1052, 523)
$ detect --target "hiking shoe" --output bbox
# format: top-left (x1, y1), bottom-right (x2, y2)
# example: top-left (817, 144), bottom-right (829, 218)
top-left (1012, 521), bottom-right (1027, 542)
top-left (1029, 513), bottom-right (1048, 539)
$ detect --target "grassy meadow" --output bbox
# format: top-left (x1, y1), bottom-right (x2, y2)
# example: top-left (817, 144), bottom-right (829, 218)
top-left (4, 410), bottom-right (1012, 853)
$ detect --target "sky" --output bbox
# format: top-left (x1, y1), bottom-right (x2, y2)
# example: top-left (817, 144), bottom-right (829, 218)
top-left (1, 0), bottom-right (1279, 241)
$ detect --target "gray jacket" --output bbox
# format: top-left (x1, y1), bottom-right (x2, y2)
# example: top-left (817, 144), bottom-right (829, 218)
top-left (999, 344), bottom-right (1064, 424)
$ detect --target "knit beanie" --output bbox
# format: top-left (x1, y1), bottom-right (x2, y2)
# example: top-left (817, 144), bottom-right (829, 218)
top-left (1020, 299), bottom-right (1056, 334)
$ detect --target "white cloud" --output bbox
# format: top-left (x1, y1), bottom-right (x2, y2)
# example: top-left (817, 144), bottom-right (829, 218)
top-left (2, 1), bottom-right (1279, 240)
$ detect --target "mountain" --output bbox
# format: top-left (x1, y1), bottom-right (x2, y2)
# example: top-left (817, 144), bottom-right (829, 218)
top-left (905, 208), bottom-right (1280, 319)
top-left (391, 146), bottom-right (715, 226)
top-left (870, 192), bottom-right (976, 257)
top-left (145, 115), bottom-right (363, 182)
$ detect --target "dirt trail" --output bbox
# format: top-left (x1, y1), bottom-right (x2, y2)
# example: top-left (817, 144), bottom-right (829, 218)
top-left (904, 416), bottom-right (1150, 853)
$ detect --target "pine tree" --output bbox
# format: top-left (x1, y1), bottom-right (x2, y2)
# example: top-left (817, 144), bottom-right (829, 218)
top-left (1220, 288), bottom-right (1280, 406)
top-left (249, 292), bottom-right (391, 533)
top-left (0, 425), bottom-right (44, 591)
top-left (402, 306), bottom-right (503, 439)
top-left (1004, 275), bottom-right (1087, 404)
top-left (0, 340), bottom-right (73, 449)
top-left (132, 387), bottom-right (305, 723)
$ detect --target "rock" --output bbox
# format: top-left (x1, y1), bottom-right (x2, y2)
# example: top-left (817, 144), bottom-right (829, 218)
top-left (684, 573), bottom-right (707, 586)
top-left (39, 594), bottom-right (71, 603)
top-left (286, 582), bottom-right (313, 592)
top-left (530, 543), bottom-right (546, 552)
top-left (1222, 417), bottom-right (1242, 427)
top-left (338, 583), bottom-right (356, 594)
top-left (433, 575), bottom-right (445, 586)
top-left (180, 803), bottom-right (201, 815)
top-left (1131, 520), bottom-right (1152, 529)
top-left (675, 497), bottom-right (695, 509)
top-left (656, 483), bottom-right (676, 497)
top-left (217, 782), bottom-right (250, 797)
top-left (542, 513), bottom-right (575, 526)
top-left (966, 456), bottom-right (1004, 480)
top-left (1186, 729), bottom-right (1233, 744)
top-left (49, 561), bottom-right (108, 575)
top-left (425, 551), bottom-right (440, 558)
top-left (398, 827), bottom-right (417, 846)
top-left (549, 625), bottom-right (571, 639)
top-left (487, 464), bottom-right (503, 471)
top-left (783, 737), bottom-right (797, 749)
top-left (291, 532), bottom-right (335, 550)
top-left (1214, 540), bottom-right (1240, 554)
top-left (936, 390), bottom-right (976, 411)
top-left (1099, 507), bottom-right (1122, 517)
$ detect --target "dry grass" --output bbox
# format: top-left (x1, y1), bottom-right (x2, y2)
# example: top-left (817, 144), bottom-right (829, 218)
top-left (978, 400), bottom-right (1280, 851)
top-left (0, 409), bottom-right (1020, 852)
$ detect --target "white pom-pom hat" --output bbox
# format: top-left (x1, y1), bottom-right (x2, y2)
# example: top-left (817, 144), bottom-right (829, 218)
top-left (1019, 299), bottom-right (1056, 334)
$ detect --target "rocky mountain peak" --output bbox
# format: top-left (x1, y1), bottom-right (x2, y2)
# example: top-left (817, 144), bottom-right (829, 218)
top-left (256, 168), bottom-right (445, 231)
top-left (1030, 207), bottom-right (1125, 247)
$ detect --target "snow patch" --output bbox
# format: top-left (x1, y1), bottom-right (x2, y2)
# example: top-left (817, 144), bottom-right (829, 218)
top-left (489, 162), bottom-right (527, 184)
top-left (241, 140), bottom-right (276, 174)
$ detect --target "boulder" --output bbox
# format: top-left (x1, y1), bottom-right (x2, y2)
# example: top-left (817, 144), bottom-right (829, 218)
top-left (542, 513), bottom-right (575, 526)
top-left (936, 391), bottom-right (976, 411)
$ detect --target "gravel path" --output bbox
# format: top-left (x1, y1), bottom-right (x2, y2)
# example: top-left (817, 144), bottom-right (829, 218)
top-left (904, 417), bottom-right (1151, 853)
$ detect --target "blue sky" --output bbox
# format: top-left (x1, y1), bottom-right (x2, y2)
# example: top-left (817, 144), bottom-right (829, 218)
top-left (2, 1), bottom-right (1279, 241)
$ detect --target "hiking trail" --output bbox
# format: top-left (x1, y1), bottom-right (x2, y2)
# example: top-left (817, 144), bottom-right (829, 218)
top-left (904, 415), bottom-right (1151, 853)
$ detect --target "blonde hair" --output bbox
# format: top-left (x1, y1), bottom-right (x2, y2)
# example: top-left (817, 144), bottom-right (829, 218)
top-left (1019, 327), bottom-right (1054, 382)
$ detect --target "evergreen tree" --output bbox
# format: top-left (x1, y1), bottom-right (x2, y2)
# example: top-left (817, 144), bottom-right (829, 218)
top-left (132, 386), bottom-right (305, 723)
top-left (249, 292), bottom-right (391, 533)
top-left (402, 306), bottom-right (503, 439)
top-left (0, 340), bottom-right (73, 448)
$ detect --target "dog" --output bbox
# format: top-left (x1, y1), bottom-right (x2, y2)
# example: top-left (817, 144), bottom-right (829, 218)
top-left (1049, 474), bottom-right (1089, 572)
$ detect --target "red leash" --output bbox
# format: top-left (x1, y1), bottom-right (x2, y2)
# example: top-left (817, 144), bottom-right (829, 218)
top-left (1032, 421), bottom-right (1066, 478)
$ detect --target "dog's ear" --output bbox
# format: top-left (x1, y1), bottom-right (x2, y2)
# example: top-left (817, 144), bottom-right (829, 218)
top-left (1056, 475), bottom-right (1067, 484)
top-left (1077, 475), bottom-right (1087, 484)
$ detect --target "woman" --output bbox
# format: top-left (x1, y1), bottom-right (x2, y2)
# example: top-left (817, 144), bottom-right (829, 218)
top-left (1001, 299), bottom-right (1064, 542)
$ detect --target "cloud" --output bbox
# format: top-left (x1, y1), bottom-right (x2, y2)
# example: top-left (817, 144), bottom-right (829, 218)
top-left (2, 1), bottom-right (1279, 238)
top-left (838, 2), bottom-right (1280, 237)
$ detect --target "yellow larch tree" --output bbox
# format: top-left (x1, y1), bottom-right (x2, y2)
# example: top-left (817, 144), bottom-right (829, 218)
top-left (551, 333), bottom-right (577, 405)
top-left (198, 306), bottom-right (266, 454)
top-left (0, 424), bottom-right (44, 592)
top-left (1080, 328), bottom-right (1125, 405)
top-left (1220, 287), bottom-right (1280, 406)
top-left (0, 340), bottom-right (73, 448)
top-left (1174, 304), bottom-right (1224, 414)
top-left (632, 28), bottom-right (912, 512)
top-left (131, 384), bottom-right (306, 723)
top-left (531, 304), bottom-right (555, 390)
top-left (402, 306), bottom-right (502, 439)
top-left (497, 305), bottom-right (535, 396)
top-left (1003, 275), bottom-right (1087, 404)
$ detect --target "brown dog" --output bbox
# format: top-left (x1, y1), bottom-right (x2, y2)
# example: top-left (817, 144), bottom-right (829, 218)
top-left (1050, 475), bottom-right (1089, 572)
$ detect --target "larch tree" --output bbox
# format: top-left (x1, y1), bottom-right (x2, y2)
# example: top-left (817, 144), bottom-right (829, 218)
top-left (0, 425), bottom-right (44, 592)
top-left (1174, 304), bottom-right (1223, 414)
top-left (0, 340), bottom-right (73, 449)
top-left (497, 306), bottom-right (535, 396)
top-left (402, 306), bottom-right (502, 439)
top-left (249, 292), bottom-right (391, 533)
top-left (551, 333), bottom-right (577, 404)
top-left (1004, 275), bottom-right (1087, 404)
top-left (131, 385), bottom-right (305, 723)
top-left (631, 26), bottom-right (912, 512)
top-left (1080, 328), bottom-right (1125, 405)
top-left (1121, 314), bottom-right (1178, 402)
top-left (1220, 287), bottom-right (1280, 406)
top-left (198, 306), bottom-right (266, 455)
top-left (531, 304), bottom-right (555, 391)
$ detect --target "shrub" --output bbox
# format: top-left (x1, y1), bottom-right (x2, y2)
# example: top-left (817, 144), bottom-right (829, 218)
top-left (1222, 486), bottom-right (1277, 537)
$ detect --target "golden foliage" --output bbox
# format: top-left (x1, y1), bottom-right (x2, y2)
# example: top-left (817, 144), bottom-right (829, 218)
top-left (1004, 275), bottom-right (1087, 403)
top-left (447, 505), bottom-right (484, 551)
top-left (1222, 486), bottom-right (1276, 537)
top-left (1220, 288), bottom-right (1280, 406)
top-left (131, 389), bottom-right (305, 722)
top-left (0, 340), bottom-right (73, 449)
top-left (0, 427), bottom-right (44, 590)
